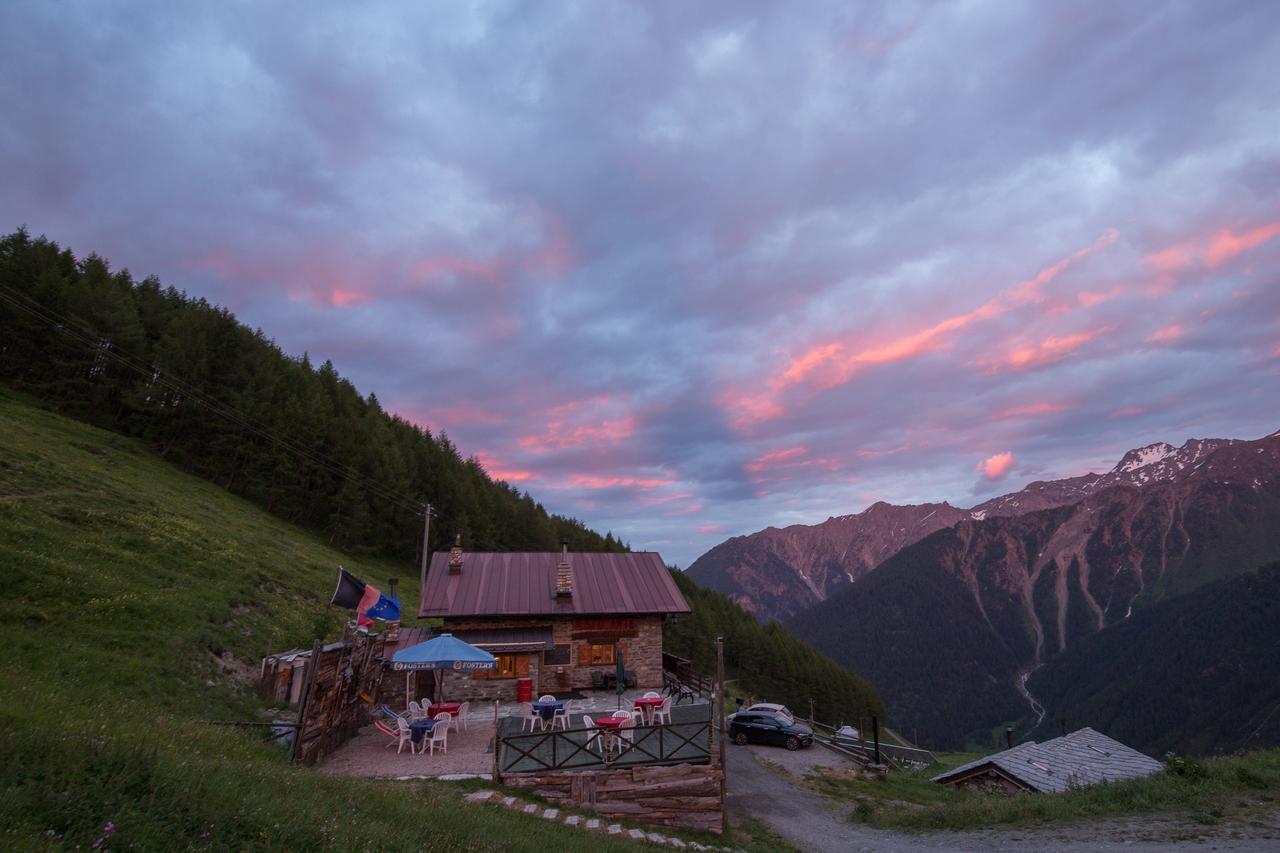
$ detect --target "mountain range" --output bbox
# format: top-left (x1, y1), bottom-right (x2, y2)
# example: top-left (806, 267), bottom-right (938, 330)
top-left (689, 435), bottom-right (1250, 622)
top-left (688, 429), bottom-right (1280, 752)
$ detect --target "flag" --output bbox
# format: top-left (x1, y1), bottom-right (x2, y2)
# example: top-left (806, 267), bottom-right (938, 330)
top-left (330, 567), bottom-right (401, 622)
top-left (331, 568), bottom-right (367, 610)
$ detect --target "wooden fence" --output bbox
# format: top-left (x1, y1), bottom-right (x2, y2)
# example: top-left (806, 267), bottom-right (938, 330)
top-left (504, 763), bottom-right (723, 834)
top-left (661, 653), bottom-right (715, 703)
top-left (498, 719), bottom-right (712, 775)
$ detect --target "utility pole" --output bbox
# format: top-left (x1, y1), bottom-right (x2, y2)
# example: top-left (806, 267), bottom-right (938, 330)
top-left (418, 503), bottom-right (434, 594)
top-left (716, 635), bottom-right (726, 834)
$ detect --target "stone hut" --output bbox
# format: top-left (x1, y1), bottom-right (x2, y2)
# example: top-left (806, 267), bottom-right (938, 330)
top-left (394, 537), bottom-right (691, 703)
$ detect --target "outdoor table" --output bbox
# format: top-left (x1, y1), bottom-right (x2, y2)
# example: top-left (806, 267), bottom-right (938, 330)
top-left (593, 715), bottom-right (625, 754)
top-left (408, 718), bottom-right (438, 747)
top-left (531, 699), bottom-right (563, 721)
top-left (427, 702), bottom-right (461, 719)
top-left (633, 696), bottom-right (664, 724)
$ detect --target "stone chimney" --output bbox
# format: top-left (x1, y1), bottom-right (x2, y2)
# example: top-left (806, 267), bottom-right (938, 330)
top-left (555, 538), bottom-right (573, 597)
top-left (448, 530), bottom-right (463, 575)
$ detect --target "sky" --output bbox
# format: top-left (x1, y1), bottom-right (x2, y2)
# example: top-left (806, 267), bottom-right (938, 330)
top-left (2, 1), bottom-right (1279, 567)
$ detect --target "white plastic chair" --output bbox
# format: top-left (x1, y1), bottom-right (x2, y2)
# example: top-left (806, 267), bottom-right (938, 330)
top-left (643, 691), bottom-right (661, 699)
top-left (551, 704), bottom-right (570, 731)
top-left (456, 701), bottom-right (470, 731)
top-left (618, 716), bottom-right (637, 753)
top-left (583, 716), bottom-right (602, 755)
top-left (423, 719), bottom-right (449, 756)
top-left (611, 710), bottom-right (632, 720)
top-left (521, 702), bottom-right (544, 732)
top-left (407, 700), bottom-right (426, 721)
top-left (653, 697), bottom-right (673, 726)
top-left (393, 716), bottom-right (415, 754)
top-left (539, 694), bottom-right (556, 702)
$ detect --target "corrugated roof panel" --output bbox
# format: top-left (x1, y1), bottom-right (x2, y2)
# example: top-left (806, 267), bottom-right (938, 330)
top-left (419, 550), bottom-right (690, 618)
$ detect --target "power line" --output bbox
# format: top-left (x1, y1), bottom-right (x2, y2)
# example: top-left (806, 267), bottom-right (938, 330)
top-left (0, 281), bottom-right (431, 516)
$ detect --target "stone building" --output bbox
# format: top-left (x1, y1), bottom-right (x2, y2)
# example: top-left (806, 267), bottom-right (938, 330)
top-left (393, 537), bottom-right (691, 703)
top-left (932, 727), bottom-right (1164, 794)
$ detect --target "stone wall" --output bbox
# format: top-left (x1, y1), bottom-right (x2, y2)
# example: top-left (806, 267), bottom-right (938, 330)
top-left (503, 763), bottom-right (723, 834)
top-left (427, 615), bottom-right (667, 702)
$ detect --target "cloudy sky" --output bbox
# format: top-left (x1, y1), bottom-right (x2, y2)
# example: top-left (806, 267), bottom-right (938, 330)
top-left (3, 1), bottom-right (1279, 566)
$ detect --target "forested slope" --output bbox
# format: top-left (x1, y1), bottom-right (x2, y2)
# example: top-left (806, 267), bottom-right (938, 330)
top-left (1028, 561), bottom-right (1280, 757)
top-left (664, 570), bottom-right (883, 727)
top-left (0, 228), bottom-right (622, 561)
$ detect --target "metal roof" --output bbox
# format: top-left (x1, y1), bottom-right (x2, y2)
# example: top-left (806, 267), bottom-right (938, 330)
top-left (933, 727), bottom-right (1164, 793)
top-left (419, 551), bottom-right (691, 618)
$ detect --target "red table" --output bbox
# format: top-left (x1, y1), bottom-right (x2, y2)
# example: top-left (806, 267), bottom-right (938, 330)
top-left (593, 715), bottom-right (626, 755)
top-left (593, 715), bottom-right (625, 729)
top-left (633, 696), bottom-right (664, 724)
top-left (428, 702), bottom-right (461, 719)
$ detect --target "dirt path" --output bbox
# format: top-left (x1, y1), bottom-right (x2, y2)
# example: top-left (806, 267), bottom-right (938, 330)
top-left (725, 743), bottom-right (1280, 852)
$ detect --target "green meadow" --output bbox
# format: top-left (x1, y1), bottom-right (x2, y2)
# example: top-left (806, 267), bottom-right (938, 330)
top-left (0, 387), bottom-right (695, 851)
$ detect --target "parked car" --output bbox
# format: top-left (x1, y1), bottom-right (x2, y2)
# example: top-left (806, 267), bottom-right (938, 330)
top-left (735, 702), bottom-right (795, 723)
top-left (729, 712), bottom-right (814, 750)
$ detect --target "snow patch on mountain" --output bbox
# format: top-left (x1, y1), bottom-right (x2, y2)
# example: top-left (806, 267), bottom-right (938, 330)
top-left (1115, 442), bottom-right (1175, 473)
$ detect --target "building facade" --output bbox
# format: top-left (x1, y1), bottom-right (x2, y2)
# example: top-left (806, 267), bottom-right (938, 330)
top-left (398, 538), bottom-right (690, 703)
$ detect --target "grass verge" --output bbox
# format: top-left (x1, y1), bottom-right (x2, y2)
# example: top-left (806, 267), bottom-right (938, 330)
top-left (806, 749), bottom-right (1280, 831)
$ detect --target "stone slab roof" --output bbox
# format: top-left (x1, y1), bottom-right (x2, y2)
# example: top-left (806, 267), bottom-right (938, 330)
top-left (932, 727), bottom-right (1164, 793)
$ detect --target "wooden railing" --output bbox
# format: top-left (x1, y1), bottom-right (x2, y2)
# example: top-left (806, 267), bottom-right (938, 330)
top-left (662, 654), bottom-right (715, 703)
top-left (498, 720), bottom-right (713, 776)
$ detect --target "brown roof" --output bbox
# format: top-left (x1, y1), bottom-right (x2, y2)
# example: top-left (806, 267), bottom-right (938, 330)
top-left (419, 551), bottom-right (691, 618)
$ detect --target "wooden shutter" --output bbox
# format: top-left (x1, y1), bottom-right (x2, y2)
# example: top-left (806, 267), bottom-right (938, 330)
top-left (578, 643), bottom-right (590, 665)
top-left (516, 655), bottom-right (530, 676)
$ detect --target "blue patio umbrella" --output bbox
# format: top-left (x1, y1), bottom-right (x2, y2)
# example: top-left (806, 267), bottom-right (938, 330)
top-left (391, 633), bottom-right (496, 703)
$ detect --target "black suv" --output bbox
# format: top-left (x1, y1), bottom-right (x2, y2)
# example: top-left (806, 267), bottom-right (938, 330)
top-left (728, 712), bottom-right (814, 750)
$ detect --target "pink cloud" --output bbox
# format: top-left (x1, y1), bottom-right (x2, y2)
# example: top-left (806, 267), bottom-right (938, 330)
top-left (411, 255), bottom-right (501, 283)
top-left (696, 523), bottom-right (726, 535)
top-left (984, 326), bottom-right (1110, 373)
top-left (328, 288), bottom-right (370, 307)
top-left (564, 474), bottom-right (676, 490)
top-left (1142, 220), bottom-right (1280, 281)
top-left (1111, 405), bottom-right (1147, 418)
top-left (517, 394), bottom-right (639, 452)
top-left (1205, 222), bottom-right (1280, 267)
top-left (997, 401), bottom-right (1068, 418)
top-left (744, 447), bottom-right (808, 473)
top-left (473, 451), bottom-right (535, 483)
top-left (976, 451), bottom-right (1015, 481)
top-left (1146, 323), bottom-right (1184, 344)
top-left (721, 230), bottom-right (1119, 427)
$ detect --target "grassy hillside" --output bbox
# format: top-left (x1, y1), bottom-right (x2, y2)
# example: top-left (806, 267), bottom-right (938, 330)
top-left (0, 386), bottom-right (652, 851)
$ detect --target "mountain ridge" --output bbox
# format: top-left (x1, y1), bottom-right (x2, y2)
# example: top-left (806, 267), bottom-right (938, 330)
top-left (688, 432), bottom-right (1264, 622)
top-left (787, 431), bottom-right (1280, 750)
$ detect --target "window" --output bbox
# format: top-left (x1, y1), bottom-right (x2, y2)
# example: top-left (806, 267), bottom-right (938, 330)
top-left (578, 643), bottom-right (616, 665)
top-left (543, 644), bottom-right (570, 665)
top-left (475, 653), bottom-right (529, 679)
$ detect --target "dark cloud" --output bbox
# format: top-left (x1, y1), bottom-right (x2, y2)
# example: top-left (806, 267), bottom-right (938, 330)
top-left (2, 0), bottom-right (1278, 565)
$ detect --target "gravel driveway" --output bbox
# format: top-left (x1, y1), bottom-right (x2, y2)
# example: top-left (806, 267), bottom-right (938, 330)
top-left (725, 742), bottom-right (1280, 852)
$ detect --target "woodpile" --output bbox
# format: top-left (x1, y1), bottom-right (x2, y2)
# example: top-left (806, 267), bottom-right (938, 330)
top-left (503, 763), bottom-right (724, 834)
top-left (260, 634), bottom-right (385, 766)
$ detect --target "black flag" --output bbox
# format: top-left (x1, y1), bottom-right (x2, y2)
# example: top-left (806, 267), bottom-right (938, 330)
top-left (331, 568), bottom-right (366, 610)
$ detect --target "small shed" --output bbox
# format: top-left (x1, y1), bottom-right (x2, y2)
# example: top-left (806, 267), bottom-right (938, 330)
top-left (932, 727), bottom-right (1164, 794)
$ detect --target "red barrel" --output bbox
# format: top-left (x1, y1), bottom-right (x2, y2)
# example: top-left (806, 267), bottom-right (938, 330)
top-left (516, 678), bottom-right (533, 702)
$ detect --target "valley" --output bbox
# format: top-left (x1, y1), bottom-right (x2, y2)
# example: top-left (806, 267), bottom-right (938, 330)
top-left (692, 431), bottom-right (1280, 753)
